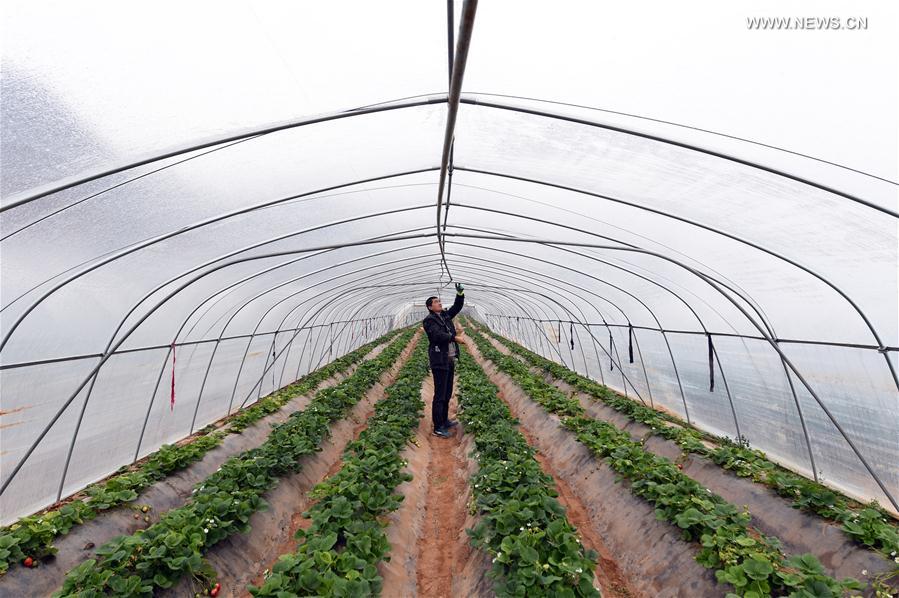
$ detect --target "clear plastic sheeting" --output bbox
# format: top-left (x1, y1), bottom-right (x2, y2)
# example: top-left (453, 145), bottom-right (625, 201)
top-left (2, 1), bottom-right (897, 524)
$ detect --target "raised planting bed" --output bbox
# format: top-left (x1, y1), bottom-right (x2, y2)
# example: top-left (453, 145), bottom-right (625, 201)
top-left (51, 329), bottom-right (416, 597)
top-left (466, 326), bottom-right (870, 597)
top-left (470, 325), bottom-right (899, 590)
top-left (474, 322), bottom-right (899, 561)
top-left (157, 331), bottom-right (421, 597)
top-left (455, 344), bottom-right (602, 597)
top-left (0, 328), bottom-right (403, 580)
top-left (248, 336), bottom-right (430, 596)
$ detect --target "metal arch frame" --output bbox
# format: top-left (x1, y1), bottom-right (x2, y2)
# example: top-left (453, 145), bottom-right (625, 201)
top-left (435, 0), bottom-right (478, 278)
top-left (53, 227), bottom-right (442, 498)
top-left (5, 93), bottom-right (891, 218)
top-left (447, 181), bottom-right (773, 332)
top-left (449, 202), bottom-right (777, 339)
top-left (245, 282), bottom-right (575, 408)
top-left (8, 189), bottom-right (796, 459)
top-left (2, 106), bottom-right (892, 505)
top-left (16, 205), bottom-right (815, 499)
top-left (445, 239), bottom-right (744, 431)
top-left (445, 231), bottom-right (899, 512)
top-left (3, 180), bottom-right (882, 495)
top-left (0, 169), bottom-right (442, 353)
top-left (0, 232), bottom-right (440, 496)
top-left (433, 258), bottom-right (653, 402)
top-left (454, 167), bottom-right (899, 393)
top-left (6, 105), bottom-right (892, 383)
top-left (456, 99), bottom-right (898, 218)
top-left (28, 224), bottom-right (748, 502)
top-left (259, 258), bottom-right (645, 396)
top-left (131, 254), bottom-right (444, 463)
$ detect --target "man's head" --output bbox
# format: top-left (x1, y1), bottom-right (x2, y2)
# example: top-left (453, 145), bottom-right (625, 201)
top-left (426, 296), bottom-right (443, 313)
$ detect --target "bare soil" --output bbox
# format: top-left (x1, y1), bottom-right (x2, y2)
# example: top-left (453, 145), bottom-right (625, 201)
top-left (380, 373), bottom-right (492, 597)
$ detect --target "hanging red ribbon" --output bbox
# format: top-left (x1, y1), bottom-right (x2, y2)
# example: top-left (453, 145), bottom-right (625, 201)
top-left (170, 342), bottom-right (176, 411)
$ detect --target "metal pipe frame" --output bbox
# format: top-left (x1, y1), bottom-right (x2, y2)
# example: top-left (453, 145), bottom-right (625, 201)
top-left (0, 232), bottom-right (442, 496)
top-left (444, 231), bottom-right (899, 511)
top-left (55, 229), bottom-right (439, 497)
top-left (3, 96), bottom-right (895, 510)
top-left (6, 103), bottom-right (892, 394)
top-left (456, 100), bottom-right (897, 218)
top-left (10, 218), bottom-right (828, 500)
top-left (239, 282), bottom-right (583, 410)
top-left (453, 167), bottom-right (899, 392)
top-left (0, 169), bottom-right (441, 352)
top-left (435, 0), bottom-right (478, 277)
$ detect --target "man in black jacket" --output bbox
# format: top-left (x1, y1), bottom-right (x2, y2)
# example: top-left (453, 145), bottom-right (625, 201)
top-left (422, 283), bottom-right (465, 438)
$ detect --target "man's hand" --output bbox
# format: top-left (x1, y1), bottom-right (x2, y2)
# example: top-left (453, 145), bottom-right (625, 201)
top-left (455, 282), bottom-right (464, 295)
top-left (454, 330), bottom-right (466, 344)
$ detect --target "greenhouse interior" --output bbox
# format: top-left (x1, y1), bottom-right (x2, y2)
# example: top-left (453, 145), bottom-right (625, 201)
top-left (1, 1), bottom-right (897, 596)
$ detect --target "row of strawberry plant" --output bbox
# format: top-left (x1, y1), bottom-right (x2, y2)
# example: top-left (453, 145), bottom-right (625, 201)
top-left (466, 327), bottom-right (864, 597)
top-left (249, 337), bottom-right (429, 596)
top-left (53, 328), bottom-right (416, 597)
top-left (473, 322), bottom-right (899, 560)
top-left (0, 328), bottom-right (402, 577)
top-left (455, 345), bottom-right (600, 597)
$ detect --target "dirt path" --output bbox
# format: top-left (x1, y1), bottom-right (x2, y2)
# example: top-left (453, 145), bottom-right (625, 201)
top-left (378, 369), bottom-right (493, 597)
top-left (465, 335), bottom-right (720, 598)
top-left (414, 375), bottom-right (476, 597)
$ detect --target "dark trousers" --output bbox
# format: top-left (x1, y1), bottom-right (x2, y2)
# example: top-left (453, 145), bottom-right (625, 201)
top-left (431, 361), bottom-right (455, 430)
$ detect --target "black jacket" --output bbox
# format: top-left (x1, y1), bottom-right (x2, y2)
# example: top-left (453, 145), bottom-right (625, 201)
top-left (422, 293), bottom-right (465, 369)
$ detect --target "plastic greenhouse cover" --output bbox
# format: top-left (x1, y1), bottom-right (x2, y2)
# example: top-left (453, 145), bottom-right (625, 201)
top-left (1, 0), bottom-right (897, 524)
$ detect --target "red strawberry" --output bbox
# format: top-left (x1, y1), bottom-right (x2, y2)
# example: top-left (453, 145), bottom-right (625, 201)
top-left (23, 557), bottom-right (34, 568)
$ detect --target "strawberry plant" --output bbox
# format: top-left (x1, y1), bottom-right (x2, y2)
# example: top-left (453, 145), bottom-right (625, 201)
top-left (0, 329), bottom-right (401, 577)
top-left (465, 326), bottom-right (866, 597)
top-left (455, 346), bottom-right (600, 597)
top-left (249, 338), bottom-right (429, 596)
top-left (53, 329), bottom-right (415, 597)
top-left (472, 322), bottom-right (899, 560)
